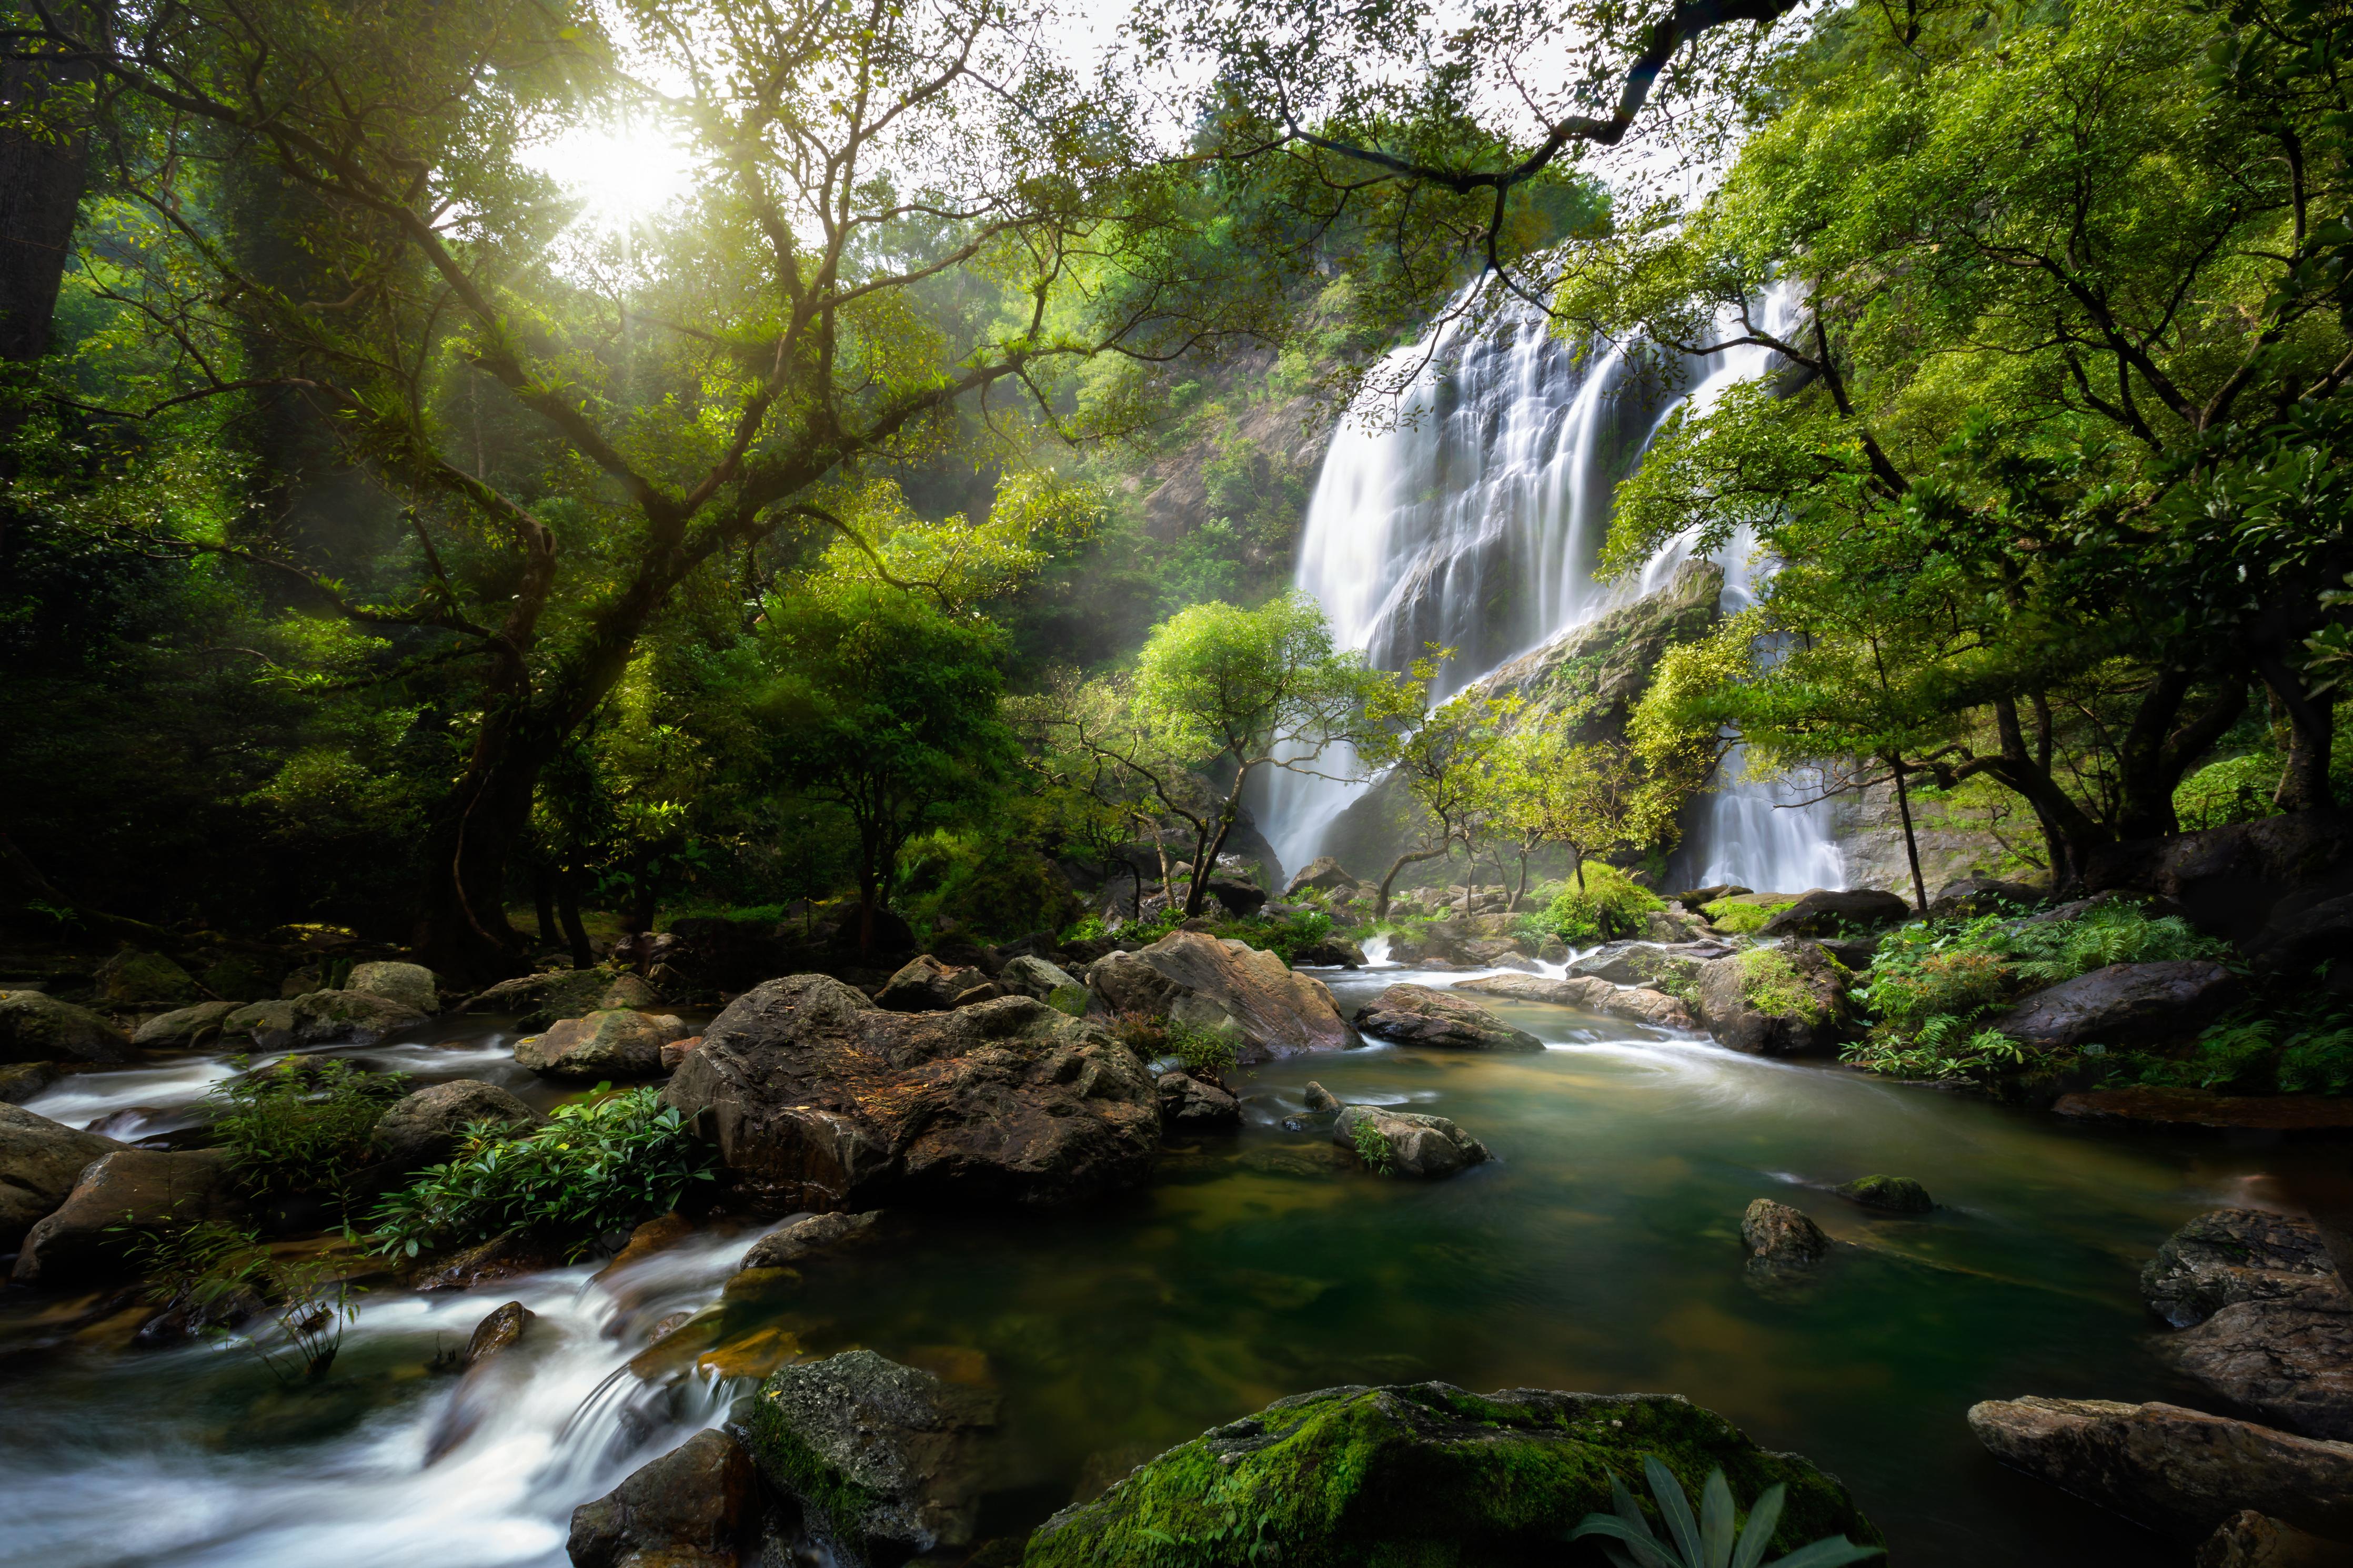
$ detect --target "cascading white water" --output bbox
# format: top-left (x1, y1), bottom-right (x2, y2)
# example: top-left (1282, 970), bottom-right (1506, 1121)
top-left (1263, 285), bottom-right (1844, 892)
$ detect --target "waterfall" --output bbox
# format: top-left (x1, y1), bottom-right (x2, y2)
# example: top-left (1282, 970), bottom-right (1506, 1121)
top-left (1263, 285), bottom-right (1844, 893)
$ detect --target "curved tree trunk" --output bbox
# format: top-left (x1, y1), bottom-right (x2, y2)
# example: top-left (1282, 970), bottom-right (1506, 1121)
top-left (1375, 844), bottom-right (1449, 918)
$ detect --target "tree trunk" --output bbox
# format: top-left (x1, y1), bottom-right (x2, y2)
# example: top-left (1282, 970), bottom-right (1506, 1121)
top-left (2116, 671), bottom-right (2247, 839)
top-left (1375, 845), bottom-right (1449, 918)
top-left (1988, 696), bottom-right (2109, 893)
top-left (532, 869), bottom-right (558, 947)
top-left (556, 875), bottom-right (592, 969)
top-left (2259, 655), bottom-right (2337, 811)
top-left (0, 5), bottom-right (100, 365)
top-left (1888, 754), bottom-right (1928, 914)
top-left (415, 710), bottom-right (561, 983)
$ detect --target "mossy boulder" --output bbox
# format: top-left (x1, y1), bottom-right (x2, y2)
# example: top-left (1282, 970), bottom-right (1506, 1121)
top-left (345, 960), bottom-right (440, 1015)
top-left (1022, 1383), bottom-right (1881, 1568)
top-left (1692, 943), bottom-right (1849, 1057)
top-left (466, 966), bottom-right (659, 1031)
top-left (93, 948), bottom-right (199, 1008)
top-left (1836, 1175), bottom-right (1934, 1215)
top-left (131, 1000), bottom-right (240, 1048)
top-left (0, 992), bottom-right (133, 1065)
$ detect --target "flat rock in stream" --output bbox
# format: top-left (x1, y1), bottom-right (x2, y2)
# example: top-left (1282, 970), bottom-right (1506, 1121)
top-left (1967, 1395), bottom-right (2353, 1540)
top-left (2160, 1287), bottom-right (2353, 1441)
top-left (1353, 983), bottom-right (1541, 1051)
top-left (2143, 1209), bottom-right (2339, 1328)
top-left (130, 1000), bottom-right (240, 1048)
top-left (2196, 1510), bottom-right (2353, 1567)
top-left (2054, 1089), bottom-right (2353, 1134)
top-left (1452, 972), bottom-right (1696, 1030)
top-left (1332, 1104), bottom-right (1489, 1179)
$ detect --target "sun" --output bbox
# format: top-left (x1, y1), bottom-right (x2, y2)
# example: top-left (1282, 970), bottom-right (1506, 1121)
top-left (523, 118), bottom-right (694, 232)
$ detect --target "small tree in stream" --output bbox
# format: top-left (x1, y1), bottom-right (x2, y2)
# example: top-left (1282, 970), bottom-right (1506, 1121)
top-left (1361, 672), bottom-right (1516, 918)
top-left (1492, 732), bottom-right (1686, 906)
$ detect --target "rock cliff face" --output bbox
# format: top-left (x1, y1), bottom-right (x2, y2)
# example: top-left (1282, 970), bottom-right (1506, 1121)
top-left (1317, 561), bottom-right (1724, 876)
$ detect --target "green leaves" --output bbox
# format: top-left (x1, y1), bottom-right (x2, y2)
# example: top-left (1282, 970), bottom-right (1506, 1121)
top-left (1566, 1456), bottom-right (1883, 1568)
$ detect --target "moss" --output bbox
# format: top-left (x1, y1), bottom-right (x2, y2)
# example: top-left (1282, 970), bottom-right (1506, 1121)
top-left (1737, 948), bottom-right (1825, 1023)
top-left (743, 1385), bottom-right (891, 1552)
top-left (1701, 899), bottom-right (1794, 936)
top-left (1836, 1175), bottom-right (1934, 1213)
top-left (1022, 1384), bottom-right (1881, 1568)
top-left (1047, 984), bottom-right (1090, 1018)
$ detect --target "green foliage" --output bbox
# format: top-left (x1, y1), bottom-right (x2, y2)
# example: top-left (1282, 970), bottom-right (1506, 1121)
top-left (1700, 899), bottom-right (1791, 936)
top-left (206, 1056), bottom-right (409, 1201)
top-left (1216, 908), bottom-right (1334, 965)
top-left (1350, 1117), bottom-right (1394, 1176)
top-left (1533, 864), bottom-right (1664, 945)
top-left (2002, 903), bottom-right (2227, 987)
top-left (368, 1087), bottom-right (714, 1260)
top-left (1109, 1009), bottom-right (1238, 1081)
top-left (2100, 1006), bottom-right (2353, 1096)
top-left (1841, 1018), bottom-right (2027, 1083)
top-left (2174, 753), bottom-right (2285, 832)
top-left (1569, 1455), bottom-right (1883, 1568)
top-left (118, 1219), bottom-right (359, 1383)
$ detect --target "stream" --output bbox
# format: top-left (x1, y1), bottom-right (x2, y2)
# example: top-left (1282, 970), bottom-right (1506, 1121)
top-left (0, 965), bottom-right (2326, 1567)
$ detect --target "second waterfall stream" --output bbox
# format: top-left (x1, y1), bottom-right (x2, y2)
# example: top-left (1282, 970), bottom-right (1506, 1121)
top-left (1258, 286), bottom-right (1845, 894)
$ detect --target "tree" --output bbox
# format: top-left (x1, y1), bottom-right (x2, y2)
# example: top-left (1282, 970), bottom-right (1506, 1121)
top-left (1354, 666), bottom-right (1515, 918)
top-left (18, 0), bottom-right (1258, 976)
top-left (1493, 731), bottom-right (1686, 907)
top-left (1577, 0), bottom-right (2353, 883)
top-left (755, 581), bottom-right (1014, 953)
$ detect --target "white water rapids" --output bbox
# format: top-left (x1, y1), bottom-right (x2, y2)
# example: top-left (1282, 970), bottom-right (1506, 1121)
top-left (1260, 285), bottom-right (1844, 894)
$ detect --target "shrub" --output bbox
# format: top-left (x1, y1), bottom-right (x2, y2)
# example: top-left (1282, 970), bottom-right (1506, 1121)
top-left (1533, 864), bottom-right (1664, 945)
top-left (1858, 947), bottom-right (2014, 1031)
top-left (1699, 896), bottom-right (1793, 935)
top-left (1842, 1018), bottom-right (2027, 1082)
top-left (1108, 1010), bottom-right (1239, 1082)
top-left (2174, 752), bottom-right (2283, 832)
top-left (1219, 909), bottom-right (1334, 964)
top-left (2001, 900), bottom-right (2227, 986)
top-left (208, 1056), bottom-right (410, 1201)
top-left (1350, 1117), bottom-right (1394, 1175)
top-left (1571, 1455), bottom-right (1882, 1568)
top-left (369, 1086), bottom-right (714, 1260)
top-left (1737, 948), bottom-right (1825, 1023)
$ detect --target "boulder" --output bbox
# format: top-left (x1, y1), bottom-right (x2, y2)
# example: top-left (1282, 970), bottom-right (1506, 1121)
top-left (1157, 1070), bottom-right (1241, 1130)
top-left (2248, 894), bottom-right (2353, 982)
top-left (344, 960), bottom-right (440, 1015)
top-left (1985, 960), bottom-right (2240, 1050)
top-left (737, 1349), bottom-right (998, 1565)
top-left (2145, 1210), bottom-right (2339, 1328)
top-left (1670, 884), bottom-right (1753, 906)
top-left (1743, 1198), bottom-right (1830, 1268)
top-left (1024, 1382), bottom-right (1882, 1567)
top-left (877, 954), bottom-right (992, 1012)
top-left (515, 1009), bottom-right (690, 1079)
top-left (1204, 876), bottom-right (1269, 918)
top-left (13, 1148), bottom-right (244, 1284)
top-left (1284, 856), bottom-right (1360, 897)
top-left (661, 1035), bottom-right (703, 1072)
top-left (998, 953), bottom-right (1082, 1003)
top-left (468, 1299), bottom-right (535, 1364)
top-left (1451, 972), bottom-right (1698, 1031)
top-left (740, 1209), bottom-right (884, 1272)
top-left (130, 1000), bottom-right (239, 1049)
top-left (663, 976), bottom-right (1158, 1211)
top-left (369, 1080), bottom-right (546, 1173)
top-left (93, 948), bottom-right (200, 1008)
top-left (2084, 807), bottom-right (2353, 949)
top-left (1566, 940), bottom-right (1732, 986)
top-left (1353, 983), bottom-right (1542, 1052)
top-left (291, 987), bottom-right (430, 1046)
top-left (2196, 1510), bottom-right (2353, 1567)
top-left (2161, 1289), bottom-right (2353, 1440)
top-left (222, 997), bottom-right (300, 1050)
top-left (1302, 1080), bottom-right (1339, 1114)
top-left (0, 1061), bottom-right (57, 1104)
top-left (0, 992), bottom-right (132, 1065)
top-left (1535, 935), bottom-right (1570, 964)
top-left (569, 1428), bottom-right (761, 1568)
top-left (1757, 888), bottom-right (1913, 938)
top-left (1693, 944), bottom-right (1849, 1056)
top-left (1835, 1175), bottom-right (1934, 1214)
top-left (1333, 1104), bottom-right (1490, 1179)
top-left (0, 1104), bottom-right (124, 1250)
top-left (1086, 931), bottom-right (1351, 1064)
top-left (1966, 1395), bottom-right (2353, 1540)
top-left (465, 967), bottom-right (661, 1032)
top-left (1928, 876), bottom-right (2042, 919)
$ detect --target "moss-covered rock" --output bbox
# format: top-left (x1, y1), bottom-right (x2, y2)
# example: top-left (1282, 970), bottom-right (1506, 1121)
top-left (1836, 1175), bottom-right (1934, 1214)
top-left (466, 966), bottom-right (660, 1031)
top-left (1692, 943), bottom-right (1849, 1057)
top-left (1023, 1382), bottom-right (1881, 1568)
top-left (93, 948), bottom-right (199, 1008)
top-left (0, 992), bottom-right (133, 1065)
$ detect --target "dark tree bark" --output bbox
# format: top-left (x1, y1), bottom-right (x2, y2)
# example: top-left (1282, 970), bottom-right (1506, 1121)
top-left (1374, 844), bottom-right (1450, 917)
top-left (0, 5), bottom-right (100, 363)
top-left (1887, 754), bottom-right (1928, 913)
top-left (2114, 670), bottom-right (2249, 839)
top-left (556, 873), bottom-right (592, 970)
top-left (531, 868), bottom-right (558, 947)
top-left (2258, 654), bottom-right (2338, 812)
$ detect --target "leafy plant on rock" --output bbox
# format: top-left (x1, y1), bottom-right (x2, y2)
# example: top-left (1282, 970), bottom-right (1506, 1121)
top-left (369, 1086), bottom-right (713, 1260)
top-left (207, 1056), bottom-right (409, 1203)
top-left (1350, 1118), bottom-right (1395, 1176)
top-left (1569, 1454), bottom-right (1883, 1568)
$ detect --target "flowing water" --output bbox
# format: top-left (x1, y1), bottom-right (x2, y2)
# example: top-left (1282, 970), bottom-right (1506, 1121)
top-left (1261, 285), bottom-right (1845, 894)
top-left (0, 996), bottom-right (2327, 1567)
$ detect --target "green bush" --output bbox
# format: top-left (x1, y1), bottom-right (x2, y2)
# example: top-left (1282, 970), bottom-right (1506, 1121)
top-left (1858, 946), bottom-right (2015, 1031)
top-left (1532, 864), bottom-right (1664, 945)
top-left (1699, 897), bottom-right (1792, 935)
top-left (1108, 1010), bottom-right (1238, 1081)
top-left (207, 1056), bottom-right (410, 1200)
top-left (2001, 899), bottom-right (2227, 986)
top-left (1842, 1017), bottom-right (2027, 1081)
top-left (369, 1086), bottom-right (714, 1260)
top-left (1350, 1117), bottom-right (1394, 1175)
top-left (2100, 1012), bottom-right (2353, 1095)
top-left (1218, 909), bottom-right (1334, 964)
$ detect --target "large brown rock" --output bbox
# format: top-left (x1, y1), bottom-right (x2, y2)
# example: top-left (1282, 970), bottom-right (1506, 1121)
top-left (2196, 1510), bottom-right (2353, 1567)
top-left (664, 976), bottom-right (1158, 1212)
top-left (1742, 1199), bottom-right (1829, 1269)
top-left (0, 1104), bottom-right (124, 1250)
top-left (369, 1079), bottom-right (546, 1172)
top-left (290, 987), bottom-right (430, 1046)
top-left (740, 1209), bottom-right (884, 1271)
top-left (569, 1428), bottom-right (761, 1568)
top-left (516, 1009), bottom-right (690, 1079)
top-left (1984, 960), bottom-right (2239, 1049)
top-left (344, 960), bottom-right (440, 1015)
top-left (874, 954), bottom-right (991, 1012)
top-left (1966, 1395), bottom-right (2353, 1540)
top-left (1691, 943), bottom-right (1849, 1056)
top-left (2144, 1210), bottom-right (2339, 1328)
top-left (1354, 983), bottom-right (1541, 1052)
top-left (1452, 972), bottom-right (1697, 1031)
top-left (130, 1000), bottom-right (241, 1048)
top-left (0, 992), bottom-right (132, 1065)
top-left (1757, 888), bottom-right (1913, 937)
top-left (1085, 930), bottom-right (1350, 1064)
top-left (2161, 1289), bottom-right (2353, 1441)
top-left (464, 967), bottom-right (662, 1032)
top-left (1157, 1070), bottom-right (1242, 1130)
top-left (12, 1147), bottom-right (244, 1284)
